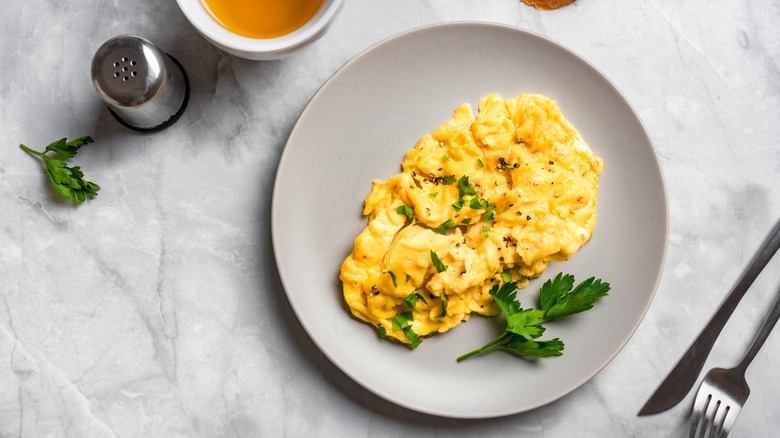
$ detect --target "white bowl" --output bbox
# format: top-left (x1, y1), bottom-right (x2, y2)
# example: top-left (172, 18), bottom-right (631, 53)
top-left (176, 0), bottom-right (344, 61)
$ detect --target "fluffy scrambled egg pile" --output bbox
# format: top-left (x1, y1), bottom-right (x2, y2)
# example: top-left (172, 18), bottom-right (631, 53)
top-left (340, 93), bottom-right (603, 345)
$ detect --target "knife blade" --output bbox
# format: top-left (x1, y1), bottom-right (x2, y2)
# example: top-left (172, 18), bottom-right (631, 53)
top-left (637, 217), bottom-right (780, 416)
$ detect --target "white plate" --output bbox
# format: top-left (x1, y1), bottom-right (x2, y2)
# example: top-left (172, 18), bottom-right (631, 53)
top-left (271, 22), bottom-right (668, 418)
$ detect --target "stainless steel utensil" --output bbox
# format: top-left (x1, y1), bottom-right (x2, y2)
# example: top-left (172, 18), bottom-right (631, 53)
top-left (689, 281), bottom-right (780, 437)
top-left (638, 217), bottom-right (780, 416)
top-left (91, 35), bottom-right (189, 131)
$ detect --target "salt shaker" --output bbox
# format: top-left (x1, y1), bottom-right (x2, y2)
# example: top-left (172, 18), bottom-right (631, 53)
top-left (91, 35), bottom-right (189, 131)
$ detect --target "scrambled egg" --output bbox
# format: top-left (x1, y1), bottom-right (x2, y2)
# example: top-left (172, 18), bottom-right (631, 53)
top-left (339, 93), bottom-right (603, 345)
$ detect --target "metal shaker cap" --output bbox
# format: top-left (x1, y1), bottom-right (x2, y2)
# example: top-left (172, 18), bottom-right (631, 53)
top-left (91, 35), bottom-right (189, 131)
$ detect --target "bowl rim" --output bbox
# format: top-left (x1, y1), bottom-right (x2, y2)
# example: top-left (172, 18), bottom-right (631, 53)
top-left (176, 0), bottom-right (343, 54)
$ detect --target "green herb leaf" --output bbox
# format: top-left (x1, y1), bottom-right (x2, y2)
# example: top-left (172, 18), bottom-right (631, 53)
top-left (477, 158), bottom-right (484, 168)
top-left (434, 219), bottom-right (456, 235)
top-left (502, 272), bottom-right (513, 283)
top-left (430, 250), bottom-right (448, 273)
top-left (404, 292), bottom-right (428, 309)
top-left (540, 273), bottom-right (611, 321)
top-left (386, 271), bottom-right (398, 287)
top-left (403, 326), bottom-right (422, 348)
top-left (430, 192), bottom-right (438, 198)
top-left (435, 293), bottom-right (449, 319)
top-left (458, 175), bottom-right (477, 198)
top-left (481, 225), bottom-right (489, 239)
top-left (19, 137), bottom-right (101, 205)
top-left (405, 274), bottom-right (411, 282)
top-left (482, 211), bottom-right (495, 222)
top-left (44, 136), bottom-right (94, 159)
top-left (489, 282), bottom-right (522, 318)
top-left (458, 275), bottom-right (608, 362)
top-left (452, 198), bottom-right (465, 211)
top-left (505, 308), bottom-right (546, 340)
top-left (391, 312), bottom-right (422, 348)
top-left (396, 205), bottom-right (414, 219)
top-left (498, 335), bottom-right (564, 358)
top-left (392, 312), bottom-right (414, 331)
top-left (442, 154), bottom-right (450, 161)
top-left (462, 218), bottom-right (472, 225)
top-left (377, 325), bottom-right (388, 338)
top-left (442, 175), bottom-right (456, 185)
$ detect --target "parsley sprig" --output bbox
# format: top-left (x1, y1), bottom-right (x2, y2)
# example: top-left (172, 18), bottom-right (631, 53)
top-left (457, 273), bottom-right (610, 361)
top-left (20, 136), bottom-right (100, 204)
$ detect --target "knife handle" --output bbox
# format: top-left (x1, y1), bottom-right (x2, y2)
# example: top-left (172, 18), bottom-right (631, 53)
top-left (638, 217), bottom-right (780, 416)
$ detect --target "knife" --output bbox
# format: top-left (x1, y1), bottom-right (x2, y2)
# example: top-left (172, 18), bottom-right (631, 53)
top-left (637, 217), bottom-right (780, 416)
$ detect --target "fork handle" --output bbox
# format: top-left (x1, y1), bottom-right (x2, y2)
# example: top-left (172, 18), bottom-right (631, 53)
top-left (735, 282), bottom-right (780, 373)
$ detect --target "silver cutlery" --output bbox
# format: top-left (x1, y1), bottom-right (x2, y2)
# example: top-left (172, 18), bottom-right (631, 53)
top-left (689, 281), bottom-right (780, 437)
top-left (638, 217), bottom-right (780, 415)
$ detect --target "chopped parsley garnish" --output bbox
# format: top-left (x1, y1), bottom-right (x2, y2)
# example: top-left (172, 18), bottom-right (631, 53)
top-left (458, 175), bottom-right (477, 198)
top-left (430, 192), bottom-right (438, 198)
top-left (435, 293), bottom-right (449, 319)
top-left (482, 211), bottom-right (495, 222)
top-left (452, 198), bottom-right (465, 211)
top-left (392, 312), bottom-right (413, 331)
top-left (442, 175), bottom-right (457, 185)
top-left (396, 205), bottom-right (414, 219)
top-left (391, 312), bottom-right (421, 348)
top-left (377, 325), bottom-right (387, 338)
top-left (404, 292), bottom-right (428, 309)
top-left (481, 225), bottom-right (489, 239)
top-left (434, 219), bottom-right (456, 235)
top-left (386, 271), bottom-right (398, 287)
top-left (462, 218), bottom-right (472, 224)
top-left (477, 158), bottom-right (484, 168)
top-left (502, 272), bottom-right (513, 283)
top-left (442, 154), bottom-right (450, 161)
top-left (430, 250), bottom-right (448, 273)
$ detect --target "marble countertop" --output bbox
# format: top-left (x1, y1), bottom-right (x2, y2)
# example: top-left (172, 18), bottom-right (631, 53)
top-left (2, 1), bottom-right (780, 436)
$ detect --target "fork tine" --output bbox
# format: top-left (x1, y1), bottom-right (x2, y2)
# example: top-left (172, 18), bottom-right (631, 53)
top-left (689, 393), bottom-right (711, 438)
top-left (710, 404), bottom-right (729, 438)
top-left (715, 403), bottom-right (739, 438)
top-left (702, 397), bottom-right (722, 438)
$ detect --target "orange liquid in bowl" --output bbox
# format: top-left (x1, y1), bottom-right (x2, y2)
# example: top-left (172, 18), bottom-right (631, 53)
top-left (201, 0), bottom-right (325, 39)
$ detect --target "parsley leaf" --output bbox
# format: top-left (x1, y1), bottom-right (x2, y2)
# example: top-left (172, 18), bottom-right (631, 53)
top-left (391, 312), bottom-right (422, 348)
top-left (396, 205), bottom-right (414, 219)
top-left (404, 292), bottom-right (428, 309)
top-left (19, 136), bottom-right (101, 204)
top-left (458, 175), bottom-right (477, 198)
top-left (477, 158), bottom-right (484, 168)
top-left (435, 293), bottom-right (449, 319)
top-left (404, 327), bottom-right (422, 348)
top-left (442, 175), bottom-right (456, 185)
top-left (452, 198), bottom-right (465, 211)
top-left (434, 219), bottom-right (456, 235)
top-left (392, 312), bottom-right (413, 331)
top-left (430, 250), bottom-right (448, 273)
top-left (481, 225), bottom-right (489, 239)
top-left (457, 275), bottom-right (608, 362)
top-left (385, 271), bottom-right (398, 287)
top-left (540, 273), bottom-right (611, 321)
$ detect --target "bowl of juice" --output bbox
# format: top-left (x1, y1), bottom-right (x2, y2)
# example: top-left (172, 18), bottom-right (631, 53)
top-left (176, 0), bottom-right (344, 60)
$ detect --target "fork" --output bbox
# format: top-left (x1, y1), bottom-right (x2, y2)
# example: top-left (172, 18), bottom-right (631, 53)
top-left (689, 282), bottom-right (780, 438)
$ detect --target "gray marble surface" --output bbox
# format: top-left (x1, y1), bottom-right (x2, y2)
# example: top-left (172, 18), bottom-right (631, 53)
top-left (2, 1), bottom-right (780, 437)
